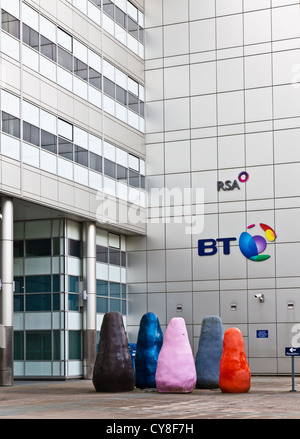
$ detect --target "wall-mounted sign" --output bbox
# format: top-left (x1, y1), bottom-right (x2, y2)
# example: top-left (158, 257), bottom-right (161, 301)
top-left (217, 171), bottom-right (249, 192)
top-left (285, 347), bottom-right (300, 356)
top-left (198, 223), bottom-right (277, 262)
top-left (256, 330), bottom-right (268, 339)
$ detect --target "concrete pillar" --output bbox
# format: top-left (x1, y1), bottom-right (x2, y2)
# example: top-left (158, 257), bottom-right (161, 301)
top-left (0, 197), bottom-right (14, 386)
top-left (83, 222), bottom-right (97, 379)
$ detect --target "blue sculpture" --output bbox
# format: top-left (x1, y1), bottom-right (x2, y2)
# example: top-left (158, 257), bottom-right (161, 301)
top-left (195, 315), bottom-right (224, 389)
top-left (135, 312), bottom-right (163, 389)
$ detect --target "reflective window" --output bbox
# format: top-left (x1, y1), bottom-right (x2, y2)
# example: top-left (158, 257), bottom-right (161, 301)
top-left (40, 35), bottom-right (57, 61)
top-left (68, 239), bottom-right (81, 257)
top-left (103, 0), bottom-right (114, 18)
top-left (26, 294), bottom-right (51, 311)
top-left (117, 164), bottom-right (128, 183)
top-left (139, 26), bottom-right (144, 44)
top-left (140, 101), bottom-right (144, 117)
top-left (96, 245), bottom-right (108, 263)
top-left (68, 275), bottom-right (79, 293)
top-left (26, 239), bottom-right (51, 257)
top-left (58, 46), bottom-right (73, 72)
top-left (97, 280), bottom-right (108, 296)
top-left (23, 23), bottom-right (39, 50)
top-left (128, 92), bottom-right (139, 114)
top-left (26, 331), bottom-right (51, 360)
top-left (109, 249), bottom-right (120, 266)
top-left (14, 241), bottom-right (24, 257)
top-left (53, 294), bottom-right (60, 311)
top-left (104, 77), bottom-right (115, 99)
top-left (89, 67), bottom-right (102, 90)
top-left (74, 145), bottom-right (88, 167)
top-left (69, 294), bottom-right (79, 311)
top-left (1, 10), bottom-right (20, 39)
top-left (53, 330), bottom-right (60, 359)
top-left (74, 57), bottom-right (88, 81)
top-left (110, 298), bottom-right (120, 312)
top-left (110, 282), bottom-right (120, 298)
top-left (14, 276), bottom-right (24, 312)
top-left (23, 121), bottom-right (40, 146)
top-left (14, 295), bottom-right (23, 312)
top-left (26, 275), bottom-right (52, 293)
top-left (69, 331), bottom-right (81, 359)
top-left (14, 332), bottom-right (24, 360)
top-left (2, 112), bottom-right (20, 138)
top-left (41, 130), bottom-right (57, 154)
top-left (115, 7), bottom-right (126, 28)
top-left (90, 0), bottom-right (101, 6)
top-left (89, 152), bottom-right (102, 173)
top-left (68, 275), bottom-right (79, 311)
top-left (96, 279), bottom-right (126, 315)
top-left (104, 158), bottom-right (116, 178)
top-left (58, 138), bottom-right (73, 161)
top-left (53, 274), bottom-right (60, 292)
top-left (127, 16), bottom-right (138, 40)
top-left (121, 251), bottom-right (126, 267)
top-left (129, 169), bottom-right (140, 188)
top-left (97, 297), bottom-right (108, 313)
top-left (116, 86), bottom-right (127, 106)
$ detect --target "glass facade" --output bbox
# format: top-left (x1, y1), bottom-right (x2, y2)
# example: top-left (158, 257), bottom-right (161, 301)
top-left (13, 219), bottom-right (127, 379)
top-left (0, 4), bottom-right (145, 131)
top-left (0, 0), bottom-right (140, 382)
top-left (0, 89), bottom-right (146, 202)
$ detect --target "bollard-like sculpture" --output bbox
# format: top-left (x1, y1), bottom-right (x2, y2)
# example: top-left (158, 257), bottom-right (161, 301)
top-left (135, 312), bottom-right (163, 388)
top-left (155, 317), bottom-right (196, 393)
top-left (195, 315), bottom-right (223, 389)
top-left (92, 311), bottom-right (135, 392)
top-left (219, 327), bottom-right (251, 393)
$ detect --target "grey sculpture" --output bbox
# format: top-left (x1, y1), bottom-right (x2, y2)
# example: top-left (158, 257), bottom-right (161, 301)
top-left (195, 315), bottom-right (223, 389)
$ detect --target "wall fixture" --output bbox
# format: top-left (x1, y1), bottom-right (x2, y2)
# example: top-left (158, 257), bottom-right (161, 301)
top-left (254, 293), bottom-right (264, 303)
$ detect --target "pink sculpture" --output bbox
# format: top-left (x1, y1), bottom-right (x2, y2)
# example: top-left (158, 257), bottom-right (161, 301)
top-left (155, 317), bottom-right (197, 393)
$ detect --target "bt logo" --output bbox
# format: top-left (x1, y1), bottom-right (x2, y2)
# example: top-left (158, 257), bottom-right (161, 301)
top-left (198, 223), bottom-right (276, 262)
top-left (239, 223), bottom-right (276, 261)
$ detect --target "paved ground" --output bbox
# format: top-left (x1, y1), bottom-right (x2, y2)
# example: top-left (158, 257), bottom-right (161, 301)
top-left (0, 376), bottom-right (299, 421)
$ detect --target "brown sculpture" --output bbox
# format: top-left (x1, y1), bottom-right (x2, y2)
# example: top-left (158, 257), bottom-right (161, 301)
top-left (92, 311), bottom-right (135, 392)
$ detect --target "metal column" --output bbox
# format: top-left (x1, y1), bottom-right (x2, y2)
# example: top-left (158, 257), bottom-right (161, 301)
top-left (0, 197), bottom-right (14, 386)
top-left (83, 222), bottom-right (97, 379)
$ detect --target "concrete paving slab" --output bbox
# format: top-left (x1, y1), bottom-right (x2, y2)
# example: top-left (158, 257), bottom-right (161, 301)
top-left (0, 376), bottom-right (299, 420)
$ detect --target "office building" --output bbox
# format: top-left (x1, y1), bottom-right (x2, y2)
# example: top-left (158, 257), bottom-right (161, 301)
top-left (127, 0), bottom-right (300, 376)
top-left (0, 0), bottom-right (145, 383)
top-left (0, 0), bottom-right (299, 383)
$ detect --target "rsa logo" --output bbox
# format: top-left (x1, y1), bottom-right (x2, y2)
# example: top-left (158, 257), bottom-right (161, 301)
top-left (217, 171), bottom-right (249, 192)
top-left (198, 223), bottom-right (277, 262)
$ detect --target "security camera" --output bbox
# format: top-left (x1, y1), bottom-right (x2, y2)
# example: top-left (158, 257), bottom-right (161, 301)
top-left (254, 293), bottom-right (264, 303)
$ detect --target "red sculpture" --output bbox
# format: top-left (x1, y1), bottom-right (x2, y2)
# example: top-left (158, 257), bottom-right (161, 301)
top-left (219, 327), bottom-right (251, 393)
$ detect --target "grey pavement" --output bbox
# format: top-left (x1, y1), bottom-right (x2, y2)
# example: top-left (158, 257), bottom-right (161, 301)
top-left (0, 376), bottom-right (299, 420)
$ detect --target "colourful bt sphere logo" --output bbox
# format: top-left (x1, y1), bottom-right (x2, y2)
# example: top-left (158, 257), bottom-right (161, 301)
top-left (239, 223), bottom-right (277, 262)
